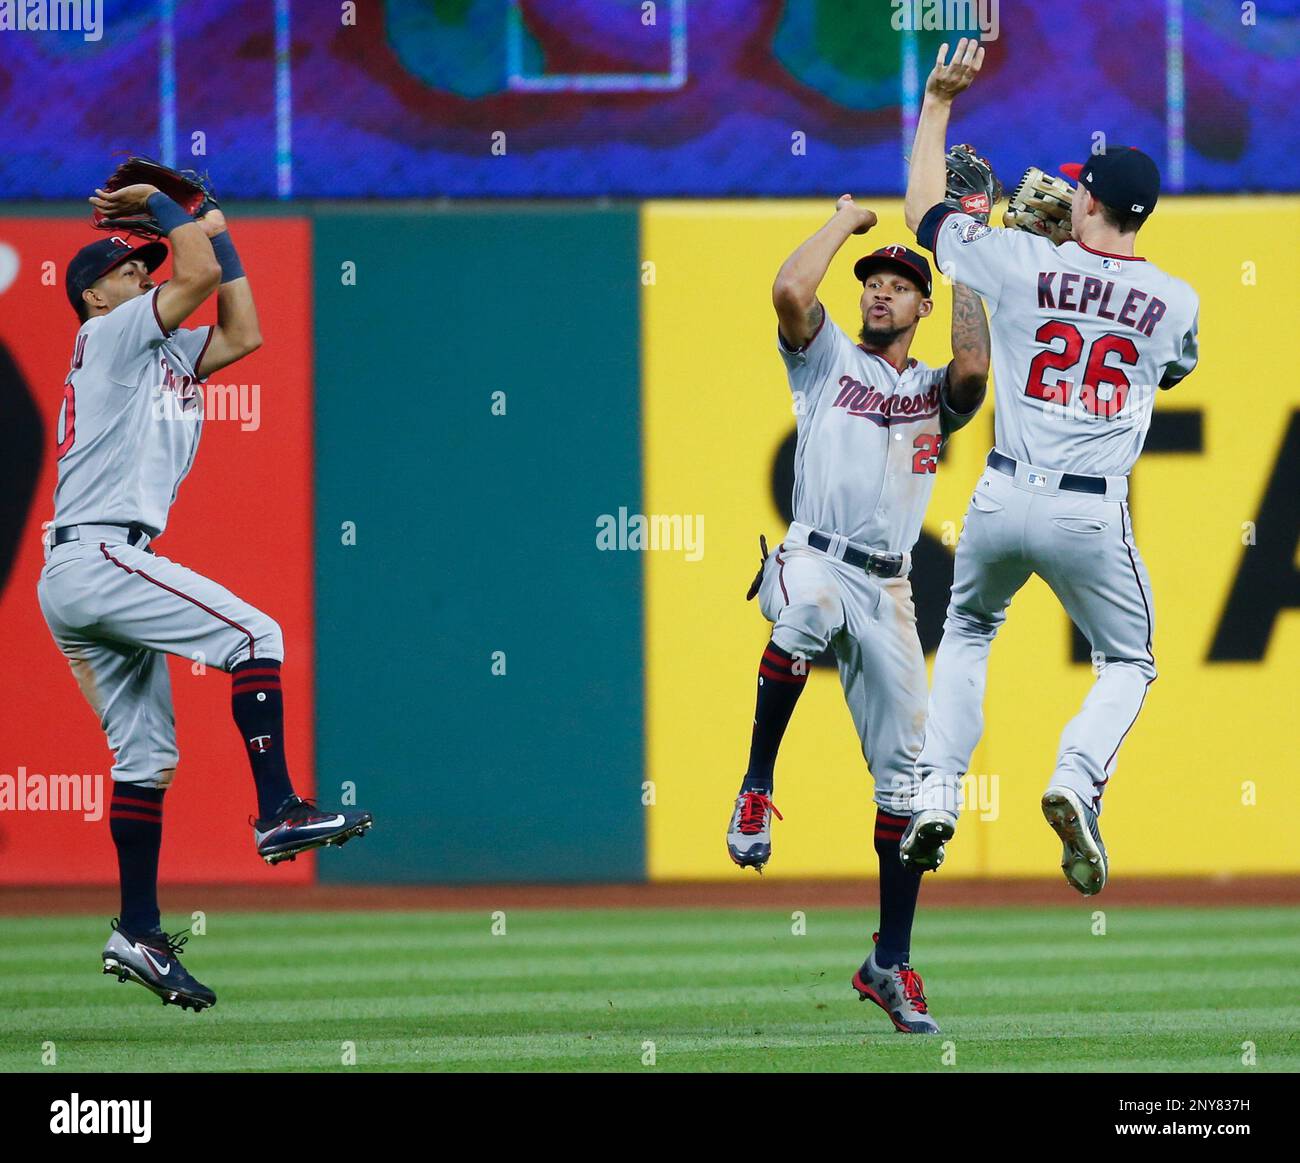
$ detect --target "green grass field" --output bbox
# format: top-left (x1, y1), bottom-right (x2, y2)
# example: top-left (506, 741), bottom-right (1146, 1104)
top-left (2, 905), bottom-right (1297, 1073)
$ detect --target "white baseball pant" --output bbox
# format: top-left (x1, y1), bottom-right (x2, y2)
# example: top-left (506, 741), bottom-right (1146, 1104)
top-left (914, 460), bottom-right (1156, 819)
top-left (37, 529), bottom-right (283, 789)
top-left (757, 522), bottom-right (927, 814)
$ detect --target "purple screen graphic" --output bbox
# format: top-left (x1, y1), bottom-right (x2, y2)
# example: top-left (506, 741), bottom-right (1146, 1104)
top-left (0, 0), bottom-right (1292, 199)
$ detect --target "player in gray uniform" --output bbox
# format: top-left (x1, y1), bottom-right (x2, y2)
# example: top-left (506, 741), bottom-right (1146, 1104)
top-left (726, 195), bottom-right (990, 1032)
top-left (898, 40), bottom-right (1200, 893)
top-left (39, 183), bottom-right (372, 1011)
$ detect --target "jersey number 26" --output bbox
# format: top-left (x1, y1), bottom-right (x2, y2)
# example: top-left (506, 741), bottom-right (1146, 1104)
top-left (1025, 321), bottom-right (1138, 419)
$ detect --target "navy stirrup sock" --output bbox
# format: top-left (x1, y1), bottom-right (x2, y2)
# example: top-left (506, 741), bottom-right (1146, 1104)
top-left (742, 640), bottom-right (810, 794)
top-left (231, 658), bottom-right (295, 817)
top-left (109, 784), bottom-right (165, 935)
top-left (874, 809), bottom-right (923, 968)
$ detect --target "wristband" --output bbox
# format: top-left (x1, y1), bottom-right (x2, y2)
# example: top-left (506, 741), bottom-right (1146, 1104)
top-left (144, 191), bottom-right (192, 235)
top-left (208, 230), bottom-right (246, 283)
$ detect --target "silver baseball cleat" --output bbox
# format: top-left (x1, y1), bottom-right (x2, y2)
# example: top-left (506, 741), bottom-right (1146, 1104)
top-left (1041, 786), bottom-right (1108, 895)
top-left (726, 789), bottom-right (782, 872)
top-left (898, 809), bottom-right (954, 872)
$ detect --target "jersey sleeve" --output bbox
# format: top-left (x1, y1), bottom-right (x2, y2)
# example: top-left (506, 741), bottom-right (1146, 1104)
top-left (168, 325), bottom-right (216, 380)
top-left (916, 203), bottom-right (1037, 312)
top-left (1159, 305), bottom-right (1199, 390)
top-left (777, 301), bottom-right (852, 405)
top-left (92, 288), bottom-right (168, 386)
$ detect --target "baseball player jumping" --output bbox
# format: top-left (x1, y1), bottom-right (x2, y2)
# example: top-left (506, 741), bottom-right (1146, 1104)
top-left (727, 195), bottom-right (990, 1032)
top-left (38, 173), bottom-right (372, 1011)
top-left (898, 40), bottom-right (1200, 891)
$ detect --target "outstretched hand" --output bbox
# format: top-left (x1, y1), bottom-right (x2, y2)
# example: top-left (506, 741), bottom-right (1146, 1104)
top-left (925, 36), bottom-right (985, 103)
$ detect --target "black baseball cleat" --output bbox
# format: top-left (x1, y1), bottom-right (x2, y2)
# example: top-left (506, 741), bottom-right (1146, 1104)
top-left (102, 920), bottom-right (216, 1012)
top-left (253, 794), bottom-right (373, 865)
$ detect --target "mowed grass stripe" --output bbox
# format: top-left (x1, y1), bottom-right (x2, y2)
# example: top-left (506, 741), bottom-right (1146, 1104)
top-left (3, 913), bottom-right (1295, 965)
top-left (2, 906), bottom-right (1297, 1072)
top-left (4, 976), bottom-right (1296, 1027)
top-left (6, 1029), bottom-right (1293, 1074)
top-left (2, 904), bottom-right (1295, 944)
top-left (6, 954), bottom-right (1298, 1005)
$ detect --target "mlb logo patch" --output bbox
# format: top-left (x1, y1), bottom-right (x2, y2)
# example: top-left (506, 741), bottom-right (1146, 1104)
top-left (1102, 258), bottom-right (1121, 272)
top-left (1027, 472), bottom-right (1048, 487)
top-left (958, 221), bottom-right (992, 244)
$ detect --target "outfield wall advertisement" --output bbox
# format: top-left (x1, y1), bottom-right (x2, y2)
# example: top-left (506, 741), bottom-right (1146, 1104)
top-left (0, 200), bottom-right (1295, 885)
top-left (0, 219), bottom-right (316, 885)
top-left (643, 197), bottom-right (1300, 880)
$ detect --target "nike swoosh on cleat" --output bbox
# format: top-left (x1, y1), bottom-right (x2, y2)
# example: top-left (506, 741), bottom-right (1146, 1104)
top-left (294, 815), bottom-right (346, 831)
top-left (139, 947), bottom-right (171, 976)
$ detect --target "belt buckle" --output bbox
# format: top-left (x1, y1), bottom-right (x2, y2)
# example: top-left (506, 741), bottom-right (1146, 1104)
top-left (868, 551), bottom-right (903, 578)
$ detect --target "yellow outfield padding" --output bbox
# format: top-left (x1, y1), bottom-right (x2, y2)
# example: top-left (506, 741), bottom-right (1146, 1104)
top-left (642, 196), bottom-right (1300, 880)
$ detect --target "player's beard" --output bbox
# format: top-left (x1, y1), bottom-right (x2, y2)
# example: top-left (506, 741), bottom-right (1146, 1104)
top-left (859, 318), bottom-right (909, 347)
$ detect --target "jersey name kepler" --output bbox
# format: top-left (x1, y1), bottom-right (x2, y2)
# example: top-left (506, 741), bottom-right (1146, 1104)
top-left (831, 376), bottom-right (942, 427)
top-left (1036, 272), bottom-right (1167, 338)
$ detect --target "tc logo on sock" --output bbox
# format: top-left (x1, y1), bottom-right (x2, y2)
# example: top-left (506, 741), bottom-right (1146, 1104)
top-left (248, 735), bottom-right (272, 754)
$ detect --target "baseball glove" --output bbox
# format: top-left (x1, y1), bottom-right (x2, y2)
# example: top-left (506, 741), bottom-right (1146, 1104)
top-left (92, 156), bottom-right (220, 240)
top-left (944, 143), bottom-right (1002, 224)
top-left (1003, 166), bottom-right (1074, 245)
top-left (745, 535), bottom-right (770, 602)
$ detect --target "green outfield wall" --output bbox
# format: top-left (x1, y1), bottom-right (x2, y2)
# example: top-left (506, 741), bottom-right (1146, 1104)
top-left (313, 209), bottom-right (645, 882)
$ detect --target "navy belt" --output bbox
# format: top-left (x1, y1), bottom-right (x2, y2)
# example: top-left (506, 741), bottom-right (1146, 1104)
top-left (53, 524), bottom-right (152, 548)
top-left (986, 450), bottom-right (1107, 495)
top-left (807, 531), bottom-right (904, 578)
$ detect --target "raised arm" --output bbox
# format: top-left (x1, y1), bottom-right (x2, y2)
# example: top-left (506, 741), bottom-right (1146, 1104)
top-left (89, 183), bottom-right (220, 330)
top-left (193, 209), bottom-right (262, 377)
top-left (945, 283), bottom-right (990, 414)
top-left (904, 38), bottom-right (985, 233)
top-left (773, 196), bottom-right (876, 348)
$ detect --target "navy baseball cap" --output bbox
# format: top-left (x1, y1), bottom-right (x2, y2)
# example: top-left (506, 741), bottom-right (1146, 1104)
top-left (1060, 147), bottom-right (1160, 220)
top-left (854, 245), bottom-right (932, 296)
top-left (66, 236), bottom-right (167, 314)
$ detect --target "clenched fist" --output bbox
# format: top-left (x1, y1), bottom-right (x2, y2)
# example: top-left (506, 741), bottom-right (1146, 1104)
top-left (836, 195), bottom-right (877, 235)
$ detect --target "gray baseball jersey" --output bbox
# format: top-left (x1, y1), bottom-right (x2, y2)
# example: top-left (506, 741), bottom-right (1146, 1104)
top-left (761, 307), bottom-right (978, 812)
top-left (913, 210), bottom-right (1198, 828)
top-left (39, 287), bottom-right (279, 790)
top-left (929, 212), bottom-right (1199, 476)
top-left (779, 307), bottom-right (975, 554)
top-left (53, 287), bottom-right (213, 536)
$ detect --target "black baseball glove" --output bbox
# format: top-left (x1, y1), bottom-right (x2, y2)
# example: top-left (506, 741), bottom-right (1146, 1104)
top-left (745, 535), bottom-right (770, 602)
top-left (92, 156), bottom-right (220, 240)
top-left (944, 143), bottom-right (1003, 224)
